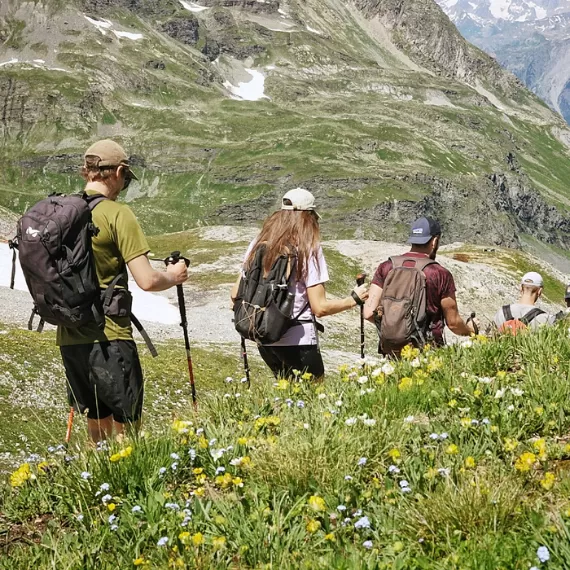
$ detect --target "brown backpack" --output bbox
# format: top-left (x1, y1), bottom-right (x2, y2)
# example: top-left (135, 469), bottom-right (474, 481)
top-left (375, 255), bottom-right (437, 354)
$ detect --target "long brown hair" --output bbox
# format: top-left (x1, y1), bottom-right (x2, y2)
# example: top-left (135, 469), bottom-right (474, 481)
top-left (246, 210), bottom-right (321, 279)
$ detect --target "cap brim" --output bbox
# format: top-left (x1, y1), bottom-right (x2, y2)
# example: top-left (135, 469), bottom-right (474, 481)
top-left (124, 165), bottom-right (139, 181)
top-left (408, 235), bottom-right (432, 245)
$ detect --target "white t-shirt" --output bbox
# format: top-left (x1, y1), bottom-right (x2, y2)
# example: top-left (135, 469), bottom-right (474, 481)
top-left (242, 240), bottom-right (329, 346)
top-left (493, 303), bottom-right (555, 330)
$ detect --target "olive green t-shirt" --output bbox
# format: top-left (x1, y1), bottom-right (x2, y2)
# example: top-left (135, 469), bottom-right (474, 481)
top-left (56, 193), bottom-right (150, 346)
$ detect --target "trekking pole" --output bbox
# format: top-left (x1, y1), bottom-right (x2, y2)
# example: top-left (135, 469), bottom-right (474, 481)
top-left (356, 273), bottom-right (367, 367)
top-left (241, 337), bottom-right (251, 389)
top-left (64, 406), bottom-right (74, 447)
top-left (466, 312), bottom-right (479, 335)
top-left (164, 251), bottom-right (197, 411)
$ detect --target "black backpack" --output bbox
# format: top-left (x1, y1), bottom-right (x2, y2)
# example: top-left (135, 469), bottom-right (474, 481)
top-left (9, 193), bottom-right (157, 356)
top-left (10, 193), bottom-right (106, 331)
top-left (233, 245), bottom-right (302, 345)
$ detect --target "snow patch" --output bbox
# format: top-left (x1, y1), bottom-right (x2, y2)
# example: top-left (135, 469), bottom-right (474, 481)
top-left (0, 243), bottom-right (179, 326)
top-left (306, 25), bottom-right (322, 35)
top-left (113, 30), bottom-right (143, 40)
top-left (180, 0), bottom-right (209, 12)
top-left (84, 15), bottom-right (113, 34)
top-left (0, 58), bottom-right (18, 67)
top-left (266, 65), bottom-right (276, 70)
top-left (225, 69), bottom-right (269, 101)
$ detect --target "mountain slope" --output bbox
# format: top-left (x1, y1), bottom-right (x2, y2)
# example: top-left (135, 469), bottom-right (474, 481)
top-left (1, 0), bottom-right (570, 257)
top-left (436, 0), bottom-right (570, 125)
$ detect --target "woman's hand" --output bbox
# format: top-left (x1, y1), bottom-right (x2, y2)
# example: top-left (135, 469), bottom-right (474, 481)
top-left (352, 283), bottom-right (369, 304)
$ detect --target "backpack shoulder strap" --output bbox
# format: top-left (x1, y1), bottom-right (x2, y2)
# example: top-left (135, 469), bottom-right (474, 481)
top-left (83, 192), bottom-right (108, 211)
top-left (519, 307), bottom-right (545, 326)
top-left (390, 255), bottom-right (437, 272)
top-left (502, 305), bottom-right (514, 322)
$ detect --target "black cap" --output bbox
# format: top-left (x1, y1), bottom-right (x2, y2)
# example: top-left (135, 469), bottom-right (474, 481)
top-left (408, 217), bottom-right (442, 245)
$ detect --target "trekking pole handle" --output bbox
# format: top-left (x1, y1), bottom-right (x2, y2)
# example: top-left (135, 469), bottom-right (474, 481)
top-left (356, 272), bottom-right (367, 287)
top-left (466, 312), bottom-right (479, 335)
top-left (164, 250), bottom-right (190, 268)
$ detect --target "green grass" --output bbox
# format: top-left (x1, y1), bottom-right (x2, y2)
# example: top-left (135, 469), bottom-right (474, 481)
top-left (3, 324), bottom-right (570, 567)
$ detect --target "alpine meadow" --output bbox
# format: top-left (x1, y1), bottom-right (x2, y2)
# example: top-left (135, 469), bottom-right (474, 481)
top-left (2, 0), bottom-right (570, 569)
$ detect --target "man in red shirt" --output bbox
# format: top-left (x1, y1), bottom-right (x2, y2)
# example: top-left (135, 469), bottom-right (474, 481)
top-left (364, 217), bottom-right (476, 352)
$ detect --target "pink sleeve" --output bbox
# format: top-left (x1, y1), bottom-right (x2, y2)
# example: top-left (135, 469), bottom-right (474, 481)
top-left (305, 247), bottom-right (330, 288)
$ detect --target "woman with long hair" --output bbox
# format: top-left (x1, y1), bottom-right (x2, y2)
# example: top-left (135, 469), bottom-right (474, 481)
top-left (231, 188), bottom-right (369, 380)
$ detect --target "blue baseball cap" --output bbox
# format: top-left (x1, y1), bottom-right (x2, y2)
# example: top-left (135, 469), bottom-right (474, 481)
top-left (407, 217), bottom-right (442, 245)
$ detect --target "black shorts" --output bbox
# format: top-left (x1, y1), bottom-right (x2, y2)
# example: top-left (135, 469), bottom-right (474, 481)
top-left (60, 340), bottom-right (144, 423)
top-left (257, 345), bottom-right (324, 380)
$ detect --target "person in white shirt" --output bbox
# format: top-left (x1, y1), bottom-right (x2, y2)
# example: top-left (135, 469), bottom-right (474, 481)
top-left (494, 272), bottom-right (555, 332)
top-left (231, 188), bottom-right (368, 381)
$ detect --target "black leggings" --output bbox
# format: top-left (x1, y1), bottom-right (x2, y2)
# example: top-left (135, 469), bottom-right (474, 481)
top-left (258, 345), bottom-right (325, 380)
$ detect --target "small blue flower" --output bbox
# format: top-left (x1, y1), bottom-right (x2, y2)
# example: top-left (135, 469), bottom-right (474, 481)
top-left (482, 418), bottom-right (490, 425)
top-left (337, 505), bottom-right (347, 512)
top-left (216, 466), bottom-right (226, 475)
top-left (401, 486), bottom-right (412, 494)
top-left (101, 494), bottom-right (112, 504)
top-left (170, 453), bottom-right (180, 460)
top-left (388, 465), bottom-right (400, 474)
top-left (399, 480), bottom-right (410, 488)
top-left (537, 546), bottom-right (550, 563)
top-left (157, 537), bottom-right (169, 547)
top-left (165, 503), bottom-right (180, 510)
top-left (132, 506), bottom-right (142, 513)
top-left (110, 524), bottom-right (118, 531)
top-left (297, 400), bottom-right (305, 408)
top-left (159, 467), bottom-right (167, 476)
top-left (354, 516), bottom-right (371, 530)
top-left (357, 457), bottom-right (367, 467)
top-left (363, 540), bottom-right (373, 549)
top-left (345, 475), bottom-right (353, 481)
top-left (80, 471), bottom-right (91, 480)
top-left (108, 515), bottom-right (116, 524)
top-left (440, 432), bottom-right (449, 439)
top-left (76, 514), bottom-right (84, 521)
top-left (429, 433), bottom-right (439, 440)
top-left (100, 483), bottom-right (110, 491)
top-left (171, 462), bottom-right (178, 471)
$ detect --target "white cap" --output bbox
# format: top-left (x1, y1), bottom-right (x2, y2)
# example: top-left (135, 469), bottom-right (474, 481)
top-left (521, 272), bottom-right (543, 287)
top-left (281, 188), bottom-right (320, 218)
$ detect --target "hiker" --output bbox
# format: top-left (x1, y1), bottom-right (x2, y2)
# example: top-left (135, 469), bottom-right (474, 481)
top-left (57, 140), bottom-right (188, 442)
top-left (231, 188), bottom-right (369, 380)
top-left (494, 272), bottom-right (555, 332)
top-left (363, 217), bottom-right (476, 355)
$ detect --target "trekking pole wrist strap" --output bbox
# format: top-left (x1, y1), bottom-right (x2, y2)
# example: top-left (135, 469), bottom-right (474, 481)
top-left (351, 290), bottom-right (364, 306)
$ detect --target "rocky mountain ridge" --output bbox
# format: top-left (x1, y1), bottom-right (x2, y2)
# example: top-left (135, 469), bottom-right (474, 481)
top-left (1, 0), bottom-right (570, 265)
top-left (435, 0), bottom-right (570, 125)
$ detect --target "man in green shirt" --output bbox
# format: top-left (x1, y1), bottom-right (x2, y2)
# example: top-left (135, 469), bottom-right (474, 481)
top-left (59, 140), bottom-right (188, 442)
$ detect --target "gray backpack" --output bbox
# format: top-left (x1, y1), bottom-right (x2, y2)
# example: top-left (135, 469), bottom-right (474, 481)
top-left (375, 255), bottom-right (436, 354)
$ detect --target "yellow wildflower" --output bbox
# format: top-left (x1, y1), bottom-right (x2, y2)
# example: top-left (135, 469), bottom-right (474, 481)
top-left (515, 452), bottom-right (536, 472)
top-left (535, 407), bottom-right (544, 416)
top-left (427, 357), bottom-right (443, 372)
top-left (178, 531), bottom-right (190, 544)
top-left (215, 473), bottom-right (233, 489)
top-left (37, 461), bottom-right (49, 474)
top-left (446, 444), bottom-right (459, 455)
top-left (540, 472), bottom-right (556, 491)
top-left (324, 533), bottom-right (336, 542)
top-left (306, 519), bottom-right (321, 533)
top-left (133, 556), bottom-right (146, 566)
top-left (393, 541), bottom-right (404, 553)
top-left (496, 371), bottom-right (507, 379)
top-left (401, 345), bottom-right (420, 360)
top-left (503, 438), bottom-right (519, 453)
top-left (232, 477), bottom-right (244, 488)
top-left (473, 389), bottom-right (482, 398)
top-left (193, 467), bottom-right (204, 475)
top-left (388, 448), bottom-right (401, 461)
top-left (398, 377), bottom-right (413, 391)
top-left (195, 474), bottom-right (206, 485)
top-left (465, 456), bottom-right (476, 469)
top-left (107, 503), bottom-right (116, 512)
top-left (116, 446), bottom-right (132, 459)
top-left (425, 467), bottom-right (438, 480)
top-left (276, 379), bottom-right (289, 390)
top-left (237, 437), bottom-right (249, 446)
top-left (193, 487), bottom-right (205, 497)
top-left (212, 536), bottom-right (226, 550)
top-left (301, 372), bottom-right (313, 381)
top-left (192, 532), bottom-right (205, 547)
top-left (198, 436), bottom-right (209, 449)
top-left (308, 495), bottom-right (326, 512)
top-left (10, 463), bottom-right (31, 488)
top-left (110, 453), bottom-right (122, 462)
top-left (460, 418), bottom-right (472, 428)
top-left (172, 419), bottom-right (192, 434)
top-left (533, 439), bottom-right (548, 461)
top-left (447, 399), bottom-right (457, 408)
